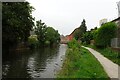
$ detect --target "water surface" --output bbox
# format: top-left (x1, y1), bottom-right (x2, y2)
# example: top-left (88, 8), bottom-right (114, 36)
top-left (2, 44), bottom-right (67, 78)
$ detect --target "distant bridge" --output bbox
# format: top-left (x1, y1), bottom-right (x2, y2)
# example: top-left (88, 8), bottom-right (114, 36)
top-left (60, 40), bottom-right (69, 44)
top-left (60, 39), bottom-right (69, 44)
top-left (60, 35), bottom-right (71, 44)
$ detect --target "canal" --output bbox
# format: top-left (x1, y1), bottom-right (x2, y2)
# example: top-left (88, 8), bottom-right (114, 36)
top-left (2, 44), bottom-right (67, 78)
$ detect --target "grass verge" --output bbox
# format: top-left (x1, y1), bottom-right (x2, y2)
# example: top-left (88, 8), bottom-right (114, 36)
top-left (87, 45), bottom-right (120, 66)
top-left (57, 40), bottom-right (109, 79)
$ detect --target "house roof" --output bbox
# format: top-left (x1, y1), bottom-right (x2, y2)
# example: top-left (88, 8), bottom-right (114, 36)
top-left (69, 27), bottom-right (80, 36)
top-left (112, 17), bottom-right (120, 22)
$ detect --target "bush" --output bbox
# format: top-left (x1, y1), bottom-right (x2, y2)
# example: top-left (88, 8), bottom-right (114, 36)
top-left (67, 38), bottom-right (80, 49)
top-left (45, 40), bottom-right (50, 46)
top-left (95, 22), bottom-right (117, 48)
top-left (28, 35), bottom-right (39, 48)
top-left (81, 31), bottom-right (93, 45)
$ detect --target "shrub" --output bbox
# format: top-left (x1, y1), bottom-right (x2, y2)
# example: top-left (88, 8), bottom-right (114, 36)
top-left (81, 31), bottom-right (93, 45)
top-left (95, 22), bottom-right (117, 48)
top-left (28, 35), bottom-right (39, 48)
top-left (67, 38), bottom-right (80, 49)
top-left (45, 40), bottom-right (50, 45)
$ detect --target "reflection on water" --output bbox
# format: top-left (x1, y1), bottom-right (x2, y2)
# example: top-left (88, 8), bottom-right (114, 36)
top-left (2, 44), bottom-right (67, 78)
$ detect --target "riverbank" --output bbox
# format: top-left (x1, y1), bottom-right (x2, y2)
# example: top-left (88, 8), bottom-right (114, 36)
top-left (57, 40), bottom-right (109, 79)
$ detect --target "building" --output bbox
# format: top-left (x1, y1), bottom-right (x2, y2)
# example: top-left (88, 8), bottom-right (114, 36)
top-left (99, 18), bottom-right (107, 26)
top-left (66, 27), bottom-right (80, 41)
top-left (110, 1), bottom-right (120, 49)
top-left (111, 17), bottom-right (120, 49)
top-left (112, 17), bottom-right (120, 28)
top-left (117, 1), bottom-right (120, 17)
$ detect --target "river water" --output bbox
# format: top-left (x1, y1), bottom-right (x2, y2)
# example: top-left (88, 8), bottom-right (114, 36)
top-left (2, 44), bottom-right (67, 78)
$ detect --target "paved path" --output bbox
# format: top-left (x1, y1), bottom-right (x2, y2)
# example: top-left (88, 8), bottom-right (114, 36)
top-left (82, 46), bottom-right (120, 79)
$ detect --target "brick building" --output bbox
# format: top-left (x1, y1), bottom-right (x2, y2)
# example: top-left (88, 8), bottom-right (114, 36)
top-left (66, 28), bottom-right (79, 41)
top-left (111, 17), bottom-right (120, 48)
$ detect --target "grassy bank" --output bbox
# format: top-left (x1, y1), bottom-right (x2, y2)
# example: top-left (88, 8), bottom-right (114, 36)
top-left (87, 45), bottom-right (120, 66)
top-left (57, 39), bottom-right (109, 79)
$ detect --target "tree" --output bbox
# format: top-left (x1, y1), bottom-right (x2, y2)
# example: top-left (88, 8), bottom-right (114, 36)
top-left (95, 22), bottom-right (117, 47)
top-left (74, 28), bottom-right (80, 40)
top-left (79, 19), bottom-right (87, 38)
top-left (34, 20), bottom-right (60, 46)
top-left (35, 20), bottom-right (47, 45)
top-left (2, 2), bottom-right (34, 51)
top-left (54, 30), bottom-right (60, 43)
top-left (45, 27), bottom-right (60, 45)
top-left (81, 31), bottom-right (93, 44)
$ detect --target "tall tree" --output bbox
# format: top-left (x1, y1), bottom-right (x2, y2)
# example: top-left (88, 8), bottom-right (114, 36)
top-left (45, 27), bottom-right (60, 45)
top-left (35, 20), bottom-right (47, 45)
top-left (2, 2), bottom-right (34, 50)
top-left (79, 19), bottom-right (87, 37)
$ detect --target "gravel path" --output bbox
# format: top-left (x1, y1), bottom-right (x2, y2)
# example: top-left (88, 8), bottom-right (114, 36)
top-left (82, 46), bottom-right (120, 79)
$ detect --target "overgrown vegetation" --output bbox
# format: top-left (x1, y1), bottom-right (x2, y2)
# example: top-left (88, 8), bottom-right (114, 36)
top-left (67, 38), bottom-right (80, 49)
top-left (77, 27), bottom-right (97, 46)
top-left (57, 39), bottom-right (109, 79)
top-left (81, 31), bottom-right (93, 45)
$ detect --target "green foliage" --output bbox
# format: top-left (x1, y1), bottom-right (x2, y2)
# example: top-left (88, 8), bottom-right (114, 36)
top-left (28, 35), bottom-right (38, 48)
top-left (79, 19), bottom-right (87, 39)
top-left (67, 38), bottom-right (80, 49)
top-left (57, 47), bottom-right (108, 78)
top-left (35, 20), bottom-right (60, 46)
top-left (98, 48), bottom-right (119, 65)
top-left (92, 29), bottom-right (98, 40)
top-left (58, 38), bottom-right (109, 78)
top-left (2, 2), bottom-right (34, 48)
top-left (44, 40), bottom-right (50, 45)
top-left (35, 20), bottom-right (47, 45)
top-left (81, 31), bottom-right (93, 45)
top-left (81, 27), bottom-right (98, 45)
top-left (95, 22), bottom-right (117, 47)
top-left (73, 28), bottom-right (80, 40)
top-left (79, 19), bottom-right (87, 35)
top-left (88, 45), bottom-right (120, 66)
top-left (45, 27), bottom-right (60, 44)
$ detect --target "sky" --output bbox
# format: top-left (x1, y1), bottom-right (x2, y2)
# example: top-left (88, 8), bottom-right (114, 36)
top-left (26, 0), bottom-right (119, 36)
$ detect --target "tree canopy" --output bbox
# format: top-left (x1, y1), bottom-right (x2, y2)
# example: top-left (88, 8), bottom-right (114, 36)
top-left (2, 2), bottom-right (34, 49)
top-left (79, 19), bottom-right (87, 35)
top-left (34, 20), bottom-right (60, 46)
top-left (35, 20), bottom-right (47, 45)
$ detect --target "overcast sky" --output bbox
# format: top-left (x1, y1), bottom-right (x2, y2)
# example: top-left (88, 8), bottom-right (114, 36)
top-left (26, 0), bottom-right (119, 35)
